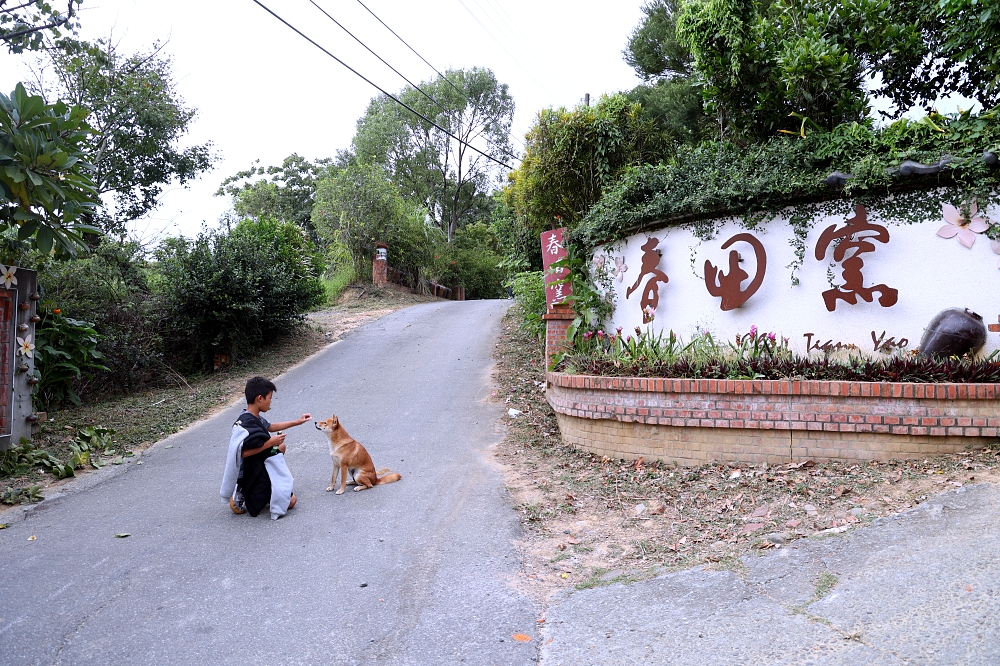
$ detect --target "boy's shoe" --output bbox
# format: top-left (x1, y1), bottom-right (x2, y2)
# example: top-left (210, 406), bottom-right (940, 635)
top-left (229, 492), bottom-right (246, 514)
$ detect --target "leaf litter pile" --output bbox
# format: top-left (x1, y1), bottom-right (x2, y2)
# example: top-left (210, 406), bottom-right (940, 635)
top-left (492, 308), bottom-right (1000, 596)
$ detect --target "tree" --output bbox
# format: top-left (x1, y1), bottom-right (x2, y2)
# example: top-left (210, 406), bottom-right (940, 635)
top-left (0, 0), bottom-right (81, 53)
top-left (29, 39), bottom-right (215, 233)
top-left (216, 153), bottom-right (339, 241)
top-left (674, 0), bottom-right (870, 140)
top-left (624, 0), bottom-right (694, 81)
top-left (352, 67), bottom-right (515, 241)
top-left (312, 161), bottom-right (433, 281)
top-left (0, 82), bottom-right (98, 255)
top-left (507, 94), bottom-right (664, 237)
top-left (431, 221), bottom-right (506, 299)
top-left (856, 0), bottom-right (1000, 114)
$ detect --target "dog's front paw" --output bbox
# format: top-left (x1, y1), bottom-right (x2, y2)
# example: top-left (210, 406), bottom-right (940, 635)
top-left (326, 485), bottom-right (335, 492)
top-left (335, 488), bottom-right (345, 495)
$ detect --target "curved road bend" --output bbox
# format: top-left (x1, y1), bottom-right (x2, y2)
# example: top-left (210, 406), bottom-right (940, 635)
top-left (0, 299), bottom-right (539, 665)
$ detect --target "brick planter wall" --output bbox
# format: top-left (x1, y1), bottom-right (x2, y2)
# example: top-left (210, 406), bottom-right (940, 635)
top-left (547, 373), bottom-right (1000, 465)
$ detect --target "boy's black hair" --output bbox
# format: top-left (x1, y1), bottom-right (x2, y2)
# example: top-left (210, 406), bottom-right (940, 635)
top-left (245, 376), bottom-right (277, 405)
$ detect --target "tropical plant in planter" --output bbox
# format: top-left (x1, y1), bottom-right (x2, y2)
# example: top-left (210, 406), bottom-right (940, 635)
top-left (560, 326), bottom-right (1000, 383)
top-left (34, 312), bottom-right (108, 407)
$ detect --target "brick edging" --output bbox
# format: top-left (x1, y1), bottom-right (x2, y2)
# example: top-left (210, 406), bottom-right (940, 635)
top-left (546, 372), bottom-right (1000, 439)
top-left (547, 373), bottom-right (1000, 400)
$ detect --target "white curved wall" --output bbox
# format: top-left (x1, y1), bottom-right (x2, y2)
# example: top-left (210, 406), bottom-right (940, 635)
top-left (596, 205), bottom-right (1000, 356)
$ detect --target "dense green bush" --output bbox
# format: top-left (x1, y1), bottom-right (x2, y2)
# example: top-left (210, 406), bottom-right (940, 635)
top-left (577, 108), bottom-right (1000, 249)
top-left (37, 240), bottom-right (163, 393)
top-left (508, 271), bottom-right (545, 339)
top-left (34, 313), bottom-right (107, 407)
top-left (430, 222), bottom-right (506, 299)
top-left (151, 218), bottom-right (324, 373)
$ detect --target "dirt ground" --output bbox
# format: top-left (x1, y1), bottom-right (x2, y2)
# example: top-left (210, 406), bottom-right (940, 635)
top-left (490, 308), bottom-right (1000, 601)
top-left (307, 283), bottom-right (441, 342)
top-left (0, 284), bottom-right (441, 513)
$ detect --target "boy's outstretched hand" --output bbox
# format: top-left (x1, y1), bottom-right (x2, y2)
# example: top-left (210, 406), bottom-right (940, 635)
top-left (296, 414), bottom-right (311, 426)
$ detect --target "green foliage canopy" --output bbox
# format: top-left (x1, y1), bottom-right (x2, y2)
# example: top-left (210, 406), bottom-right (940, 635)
top-left (0, 0), bottom-right (81, 54)
top-left (0, 83), bottom-right (98, 255)
top-left (624, 0), bottom-right (693, 81)
top-left (30, 39), bottom-right (215, 233)
top-left (506, 94), bottom-right (665, 238)
top-left (312, 161), bottom-right (433, 281)
top-left (217, 153), bottom-right (336, 241)
top-left (351, 67), bottom-right (515, 240)
top-left (430, 221), bottom-right (506, 299)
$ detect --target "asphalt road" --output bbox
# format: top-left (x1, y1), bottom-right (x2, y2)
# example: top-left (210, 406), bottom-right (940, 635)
top-left (0, 299), bottom-right (539, 666)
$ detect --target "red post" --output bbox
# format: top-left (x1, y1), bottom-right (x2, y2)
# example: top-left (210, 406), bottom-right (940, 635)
top-left (372, 243), bottom-right (388, 287)
top-left (543, 304), bottom-right (575, 367)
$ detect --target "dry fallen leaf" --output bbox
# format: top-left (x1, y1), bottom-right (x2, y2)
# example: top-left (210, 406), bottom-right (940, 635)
top-left (27, 535), bottom-right (36, 541)
top-left (115, 533), bottom-right (131, 538)
top-left (785, 519), bottom-right (802, 528)
top-left (751, 504), bottom-right (770, 518)
top-left (513, 633), bottom-right (532, 643)
top-left (738, 523), bottom-right (765, 535)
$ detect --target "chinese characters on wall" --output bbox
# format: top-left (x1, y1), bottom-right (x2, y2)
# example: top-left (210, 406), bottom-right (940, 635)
top-left (621, 205), bottom-right (898, 319)
top-left (541, 228), bottom-right (572, 308)
top-left (626, 237), bottom-right (670, 323)
top-left (704, 232), bottom-right (767, 311)
top-left (814, 205), bottom-right (897, 312)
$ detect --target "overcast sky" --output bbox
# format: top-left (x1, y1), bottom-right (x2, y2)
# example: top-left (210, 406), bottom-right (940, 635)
top-left (0, 0), bottom-right (646, 242)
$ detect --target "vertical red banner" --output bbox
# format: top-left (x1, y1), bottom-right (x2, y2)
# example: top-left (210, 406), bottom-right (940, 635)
top-left (541, 228), bottom-right (571, 308)
top-left (0, 291), bottom-right (13, 436)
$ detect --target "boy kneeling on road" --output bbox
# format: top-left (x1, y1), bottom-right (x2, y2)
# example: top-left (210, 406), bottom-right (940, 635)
top-left (220, 377), bottom-right (311, 519)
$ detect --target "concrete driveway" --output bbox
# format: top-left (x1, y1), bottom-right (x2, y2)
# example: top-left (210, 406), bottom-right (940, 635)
top-left (539, 483), bottom-right (1000, 665)
top-left (0, 299), bottom-right (539, 665)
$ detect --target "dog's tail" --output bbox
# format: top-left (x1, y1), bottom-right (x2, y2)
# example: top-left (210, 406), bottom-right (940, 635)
top-left (376, 471), bottom-right (402, 485)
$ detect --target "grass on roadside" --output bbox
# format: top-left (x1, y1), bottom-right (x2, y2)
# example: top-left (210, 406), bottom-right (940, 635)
top-left (1, 323), bottom-right (328, 506)
top-left (321, 264), bottom-right (355, 306)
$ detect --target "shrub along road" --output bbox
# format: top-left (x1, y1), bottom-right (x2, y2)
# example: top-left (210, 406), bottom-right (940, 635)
top-left (0, 299), bottom-right (540, 665)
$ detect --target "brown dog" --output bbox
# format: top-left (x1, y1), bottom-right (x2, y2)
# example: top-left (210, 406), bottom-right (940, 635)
top-left (315, 414), bottom-right (402, 494)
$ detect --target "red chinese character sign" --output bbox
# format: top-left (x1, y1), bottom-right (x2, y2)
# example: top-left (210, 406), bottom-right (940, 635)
top-left (541, 228), bottom-right (572, 307)
top-left (814, 205), bottom-right (898, 312)
top-left (704, 233), bottom-right (767, 311)
top-left (625, 237), bottom-right (669, 323)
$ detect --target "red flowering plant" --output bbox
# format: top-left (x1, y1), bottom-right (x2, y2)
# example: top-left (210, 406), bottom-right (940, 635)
top-left (731, 325), bottom-right (791, 360)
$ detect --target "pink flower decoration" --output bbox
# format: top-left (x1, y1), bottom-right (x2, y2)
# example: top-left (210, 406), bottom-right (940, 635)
top-left (938, 202), bottom-right (990, 249)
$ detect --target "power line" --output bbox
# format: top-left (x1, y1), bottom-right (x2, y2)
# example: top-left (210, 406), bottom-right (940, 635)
top-left (247, 0), bottom-right (513, 170)
top-left (453, 0), bottom-right (563, 101)
top-left (353, 0), bottom-right (469, 107)
top-left (304, 0), bottom-right (449, 116)
top-left (351, 0), bottom-right (525, 149)
top-left (479, 0), bottom-right (553, 80)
